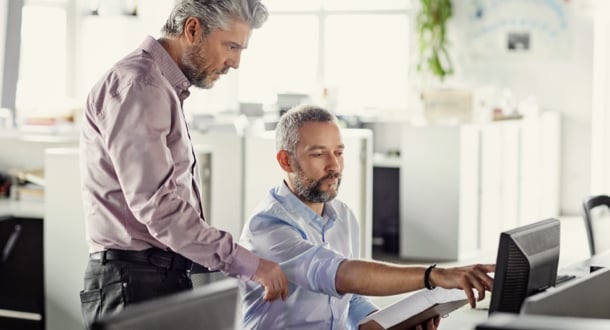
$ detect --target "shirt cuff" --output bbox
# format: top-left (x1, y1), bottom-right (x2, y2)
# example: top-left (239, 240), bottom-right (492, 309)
top-left (226, 244), bottom-right (260, 280)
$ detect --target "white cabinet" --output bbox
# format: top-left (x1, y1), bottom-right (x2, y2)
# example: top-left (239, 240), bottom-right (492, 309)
top-left (399, 112), bottom-right (561, 261)
top-left (190, 132), bottom-right (243, 239)
top-left (399, 125), bottom-right (480, 260)
top-left (44, 148), bottom-right (87, 330)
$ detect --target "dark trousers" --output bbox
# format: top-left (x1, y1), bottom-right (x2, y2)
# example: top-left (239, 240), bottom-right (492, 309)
top-left (79, 248), bottom-right (193, 329)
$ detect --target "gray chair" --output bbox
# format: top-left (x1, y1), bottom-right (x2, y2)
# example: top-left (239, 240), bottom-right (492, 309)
top-left (582, 194), bottom-right (610, 256)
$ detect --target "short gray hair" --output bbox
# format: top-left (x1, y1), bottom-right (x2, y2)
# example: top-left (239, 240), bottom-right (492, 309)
top-left (275, 105), bottom-right (338, 154)
top-left (161, 0), bottom-right (268, 37)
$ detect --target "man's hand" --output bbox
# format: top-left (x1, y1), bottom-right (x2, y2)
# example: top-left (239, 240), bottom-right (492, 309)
top-left (414, 316), bottom-right (441, 330)
top-left (251, 258), bottom-right (288, 302)
top-left (359, 320), bottom-right (384, 330)
top-left (430, 264), bottom-right (495, 308)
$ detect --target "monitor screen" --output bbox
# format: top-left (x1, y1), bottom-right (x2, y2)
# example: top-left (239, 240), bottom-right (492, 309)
top-left (488, 218), bottom-right (560, 315)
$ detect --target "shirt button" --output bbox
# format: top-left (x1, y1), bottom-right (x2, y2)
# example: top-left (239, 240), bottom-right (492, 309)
top-left (182, 82), bottom-right (189, 87)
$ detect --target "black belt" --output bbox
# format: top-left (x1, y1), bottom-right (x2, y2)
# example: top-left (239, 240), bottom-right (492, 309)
top-left (90, 248), bottom-right (193, 272)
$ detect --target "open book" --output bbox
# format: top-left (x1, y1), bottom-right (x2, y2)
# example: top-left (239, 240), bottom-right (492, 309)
top-left (359, 288), bottom-right (470, 329)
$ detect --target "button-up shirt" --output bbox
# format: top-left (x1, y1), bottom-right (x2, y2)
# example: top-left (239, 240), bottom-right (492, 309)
top-left (80, 36), bottom-right (257, 278)
top-left (240, 182), bottom-right (377, 329)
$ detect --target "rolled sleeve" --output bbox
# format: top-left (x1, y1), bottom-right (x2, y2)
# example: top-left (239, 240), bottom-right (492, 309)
top-left (283, 245), bottom-right (346, 297)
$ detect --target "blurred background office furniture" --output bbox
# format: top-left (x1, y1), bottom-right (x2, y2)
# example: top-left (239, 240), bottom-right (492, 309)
top-left (372, 161), bottom-right (400, 254)
top-left (0, 214), bottom-right (44, 330)
top-left (91, 278), bottom-right (239, 330)
top-left (399, 112), bottom-right (560, 261)
top-left (581, 194), bottom-right (610, 256)
top-left (476, 313), bottom-right (610, 330)
top-left (44, 148), bottom-right (88, 330)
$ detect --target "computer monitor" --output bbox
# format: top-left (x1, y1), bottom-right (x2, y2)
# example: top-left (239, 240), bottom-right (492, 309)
top-left (521, 266), bottom-right (610, 319)
top-left (488, 218), bottom-right (560, 315)
top-left (91, 278), bottom-right (239, 330)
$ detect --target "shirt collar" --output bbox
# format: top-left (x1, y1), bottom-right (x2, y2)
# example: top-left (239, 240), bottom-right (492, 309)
top-left (276, 181), bottom-right (337, 230)
top-left (139, 36), bottom-right (192, 100)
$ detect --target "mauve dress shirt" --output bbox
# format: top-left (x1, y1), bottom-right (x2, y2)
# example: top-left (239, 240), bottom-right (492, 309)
top-left (80, 36), bottom-right (258, 279)
top-left (240, 182), bottom-right (378, 330)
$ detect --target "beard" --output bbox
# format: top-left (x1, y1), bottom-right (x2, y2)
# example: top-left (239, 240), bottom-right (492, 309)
top-left (182, 41), bottom-right (228, 89)
top-left (293, 167), bottom-right (341, 203)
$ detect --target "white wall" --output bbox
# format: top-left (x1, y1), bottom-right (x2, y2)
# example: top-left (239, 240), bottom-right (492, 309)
top-left (447, 1), bottom-right (594, 215)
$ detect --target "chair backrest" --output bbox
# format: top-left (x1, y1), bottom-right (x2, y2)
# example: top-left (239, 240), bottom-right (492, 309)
top-left (582, 194), bottom-right (610, 256)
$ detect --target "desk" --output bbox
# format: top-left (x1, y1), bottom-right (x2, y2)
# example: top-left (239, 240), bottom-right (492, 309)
top-left (436, 250), bottom-right (610, 329)
top-left (0, 199), bottom-right (44, 330)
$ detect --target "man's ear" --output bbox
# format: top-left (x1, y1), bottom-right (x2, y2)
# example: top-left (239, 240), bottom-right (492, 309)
top-left (277, 150), bottom-right (293, 172)
top-left (184, 17), bottom-right (202, 43)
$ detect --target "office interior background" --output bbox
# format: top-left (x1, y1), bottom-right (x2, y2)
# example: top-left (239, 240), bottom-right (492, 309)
top-left (1, 0), bottom-right (610, 329)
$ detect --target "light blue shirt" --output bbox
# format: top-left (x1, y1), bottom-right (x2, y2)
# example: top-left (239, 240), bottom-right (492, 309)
top-left (240, 182), bottom-right (378, 330)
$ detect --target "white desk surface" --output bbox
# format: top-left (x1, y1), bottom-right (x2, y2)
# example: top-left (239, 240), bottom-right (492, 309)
top-left (0, 198), bottom-right (44, 219)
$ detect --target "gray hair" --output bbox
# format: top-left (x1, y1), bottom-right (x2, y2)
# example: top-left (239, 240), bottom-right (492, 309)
top-left (275, 105), bottom-right (338, 154)
top-left (161, 0), bottom-right (268, 37)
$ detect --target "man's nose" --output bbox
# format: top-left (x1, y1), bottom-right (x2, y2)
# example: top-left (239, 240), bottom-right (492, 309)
top-left (227, 52), bottom-right (241, 69)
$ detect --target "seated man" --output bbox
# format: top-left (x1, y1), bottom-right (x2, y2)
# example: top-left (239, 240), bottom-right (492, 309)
top-left (240, 105), bottom-right (495, 330)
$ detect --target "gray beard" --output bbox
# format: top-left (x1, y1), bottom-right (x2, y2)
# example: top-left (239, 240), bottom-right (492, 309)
top-left (293, 171), bottom-right (340, 203)
top-left (182, 43), bottom-right (211, 89)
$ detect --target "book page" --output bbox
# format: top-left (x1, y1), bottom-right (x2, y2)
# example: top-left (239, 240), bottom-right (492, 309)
top-left (359, 288), bottom-right (469, 328)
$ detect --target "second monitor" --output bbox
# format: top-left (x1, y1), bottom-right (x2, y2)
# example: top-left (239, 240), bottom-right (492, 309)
top-left (521, 266), bottom-right (610, 319)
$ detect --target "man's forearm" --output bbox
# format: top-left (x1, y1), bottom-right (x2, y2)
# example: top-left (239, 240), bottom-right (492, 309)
top-left (335, 259), bottom-right (427, 295)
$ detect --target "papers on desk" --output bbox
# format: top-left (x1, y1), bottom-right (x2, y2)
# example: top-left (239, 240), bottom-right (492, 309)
top-left (359, 288), bottom-right (469, 329)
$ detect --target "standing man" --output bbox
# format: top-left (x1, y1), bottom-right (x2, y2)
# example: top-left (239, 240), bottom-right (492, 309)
top-left (240, 105), bottom-right (495, 329)
top-left (79, 0), bottom-right (287, 327)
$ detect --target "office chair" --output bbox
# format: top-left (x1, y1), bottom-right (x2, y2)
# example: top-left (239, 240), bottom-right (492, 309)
top-left (582, 194), bottom-right (610, 256)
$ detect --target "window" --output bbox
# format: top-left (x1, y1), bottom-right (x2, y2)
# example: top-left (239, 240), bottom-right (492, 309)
top-left (15, 0), bottom-right (70, 123)
top-left (236, 1), bottom-right (411, 114)
top-left (11, 1), bottom-right (412, 123)
top-left (13, 0), bottom-right (175, 126)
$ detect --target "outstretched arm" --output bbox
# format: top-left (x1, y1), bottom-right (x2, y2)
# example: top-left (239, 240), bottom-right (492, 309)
top-left (335, 259), bottom-right (495, 307)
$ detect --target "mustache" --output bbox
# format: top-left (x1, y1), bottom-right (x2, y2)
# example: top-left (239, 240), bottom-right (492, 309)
top-left (217, 67), bottom-right (230, 75)
top-left (320, 172), bottom-right (341, 181)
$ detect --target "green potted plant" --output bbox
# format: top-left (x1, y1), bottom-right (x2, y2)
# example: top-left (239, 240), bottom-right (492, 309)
top-left (416, 0), bottom-right (453, 81)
